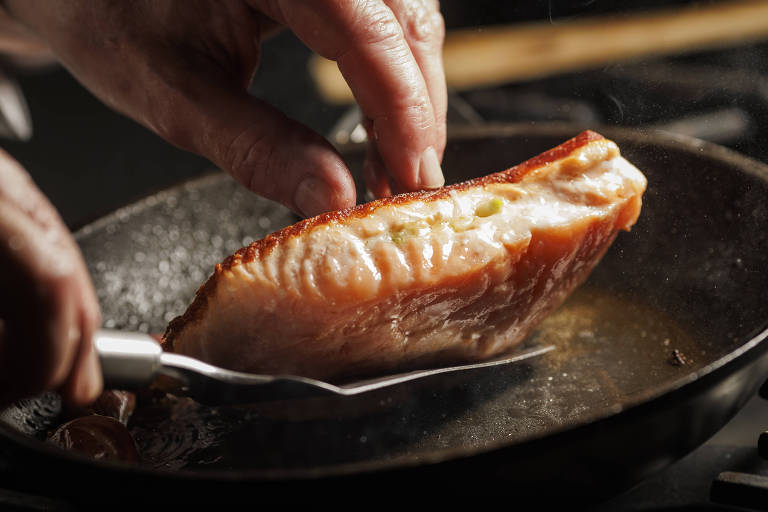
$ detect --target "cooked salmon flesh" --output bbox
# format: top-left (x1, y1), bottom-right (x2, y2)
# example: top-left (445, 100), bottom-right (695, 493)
top-left (164, 131), bottom-right (647, 380)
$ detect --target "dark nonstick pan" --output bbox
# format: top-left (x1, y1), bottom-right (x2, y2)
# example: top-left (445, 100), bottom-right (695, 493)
top-left (1, 123), bottom-right (767, 505)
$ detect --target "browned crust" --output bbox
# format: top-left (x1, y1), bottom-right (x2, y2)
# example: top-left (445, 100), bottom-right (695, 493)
top-left (163, 130), bottom-right (605, 347)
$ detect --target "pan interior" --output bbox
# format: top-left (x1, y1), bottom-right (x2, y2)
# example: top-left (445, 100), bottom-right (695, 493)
top-left (3, 126), bottom-right (768, 476)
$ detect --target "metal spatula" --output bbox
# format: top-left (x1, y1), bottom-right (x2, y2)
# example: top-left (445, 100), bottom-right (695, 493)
top-left (94, 329), bottom-right (554, 405)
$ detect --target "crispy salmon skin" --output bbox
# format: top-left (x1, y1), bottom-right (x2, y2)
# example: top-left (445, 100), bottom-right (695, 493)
top-left (164, 131), bottom-right (647, 380)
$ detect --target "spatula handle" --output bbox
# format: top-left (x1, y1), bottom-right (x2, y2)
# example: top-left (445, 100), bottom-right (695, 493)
top-left (94, 329), bottom-right (163, 390)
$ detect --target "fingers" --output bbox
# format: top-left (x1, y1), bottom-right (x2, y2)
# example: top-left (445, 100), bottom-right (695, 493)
top-left (251, 0), bottom-right (446, 192)
top-left (59, 280), bottom-right (102, 406)
top-left (155, 80), bottom-right (357, 217)
top-left (383, 0), bottom-right (447, 160)
top-left (4, 0), bottom-right (443, 214)
top-left (363, 137), bottom-right (392, 199)
top-left (107, 5), bottom-right (357, 217)
top-left (5, 0), bottom-right (355, 218)
top-left (0, 154), bottom-right (102, 407)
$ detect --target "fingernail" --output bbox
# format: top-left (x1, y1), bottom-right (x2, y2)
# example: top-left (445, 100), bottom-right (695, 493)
top-left (419, 147), bottom-right (445, 189)
top-left (294, 177), bottom-right (333, 218)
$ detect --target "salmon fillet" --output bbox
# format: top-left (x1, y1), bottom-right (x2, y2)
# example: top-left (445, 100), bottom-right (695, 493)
top-left (164, 131), bottom-right (647, 380)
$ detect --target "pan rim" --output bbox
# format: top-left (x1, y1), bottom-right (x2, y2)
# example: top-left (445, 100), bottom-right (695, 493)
top-left (3, 121), bottom-right (768, 482)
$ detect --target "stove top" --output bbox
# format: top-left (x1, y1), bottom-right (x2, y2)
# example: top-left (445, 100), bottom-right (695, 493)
top-left (455, 44), bottom-right (768, 165)
top-left (603, 394), bottom-right (768, 510)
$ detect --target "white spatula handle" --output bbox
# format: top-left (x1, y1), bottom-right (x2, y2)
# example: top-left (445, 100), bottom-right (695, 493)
top-left (94, 329), bottom-right (162, 389)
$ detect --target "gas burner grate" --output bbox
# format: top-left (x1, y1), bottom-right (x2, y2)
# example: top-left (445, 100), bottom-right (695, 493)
top-left (710, 383), bottom-right (768, 510)
top-left (455, 42), bottom-right (768, 165)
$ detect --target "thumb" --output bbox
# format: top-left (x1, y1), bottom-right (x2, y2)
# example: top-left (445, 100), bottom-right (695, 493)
top-left (156, 85), bottom-right (356, 218)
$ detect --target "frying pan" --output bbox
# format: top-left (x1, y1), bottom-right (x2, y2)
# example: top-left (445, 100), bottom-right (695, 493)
top-left (1, 123), bottom-right (767, 505)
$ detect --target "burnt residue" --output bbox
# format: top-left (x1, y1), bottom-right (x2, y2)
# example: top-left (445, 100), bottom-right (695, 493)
top-left (669, 349), bottom-right (692, 367)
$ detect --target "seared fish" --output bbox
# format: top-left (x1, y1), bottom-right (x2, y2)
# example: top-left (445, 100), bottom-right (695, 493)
top-left (164, 131), bottom-right (647, 380)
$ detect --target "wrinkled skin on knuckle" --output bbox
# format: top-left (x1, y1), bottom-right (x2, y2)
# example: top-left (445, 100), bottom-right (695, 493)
top-left (398, 100), bottom-right (435, 134)
top-left (146, 79), bottom-right (229, 157)
top-left (247, 146), bottom-right (283, 202)
top-left (380, 38), bottom-right (417, 72)
top-left (399, 0), bottom-right (444, 46)
top-left (348, 1), bottom-right (405, 51)
top-left (223, 124), bottom-right (281, 199)
top-left (254, 128), bottom-right (322, 205)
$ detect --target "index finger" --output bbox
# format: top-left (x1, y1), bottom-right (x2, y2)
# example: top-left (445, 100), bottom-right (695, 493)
top-left (251, 0), bottom-right (445, 190)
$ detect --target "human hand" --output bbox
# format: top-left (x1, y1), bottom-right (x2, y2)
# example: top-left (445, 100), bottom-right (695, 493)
top-left (4, 0), bottom-right (447, 216)
top-left (0, 149), bottom-right (102, 407)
